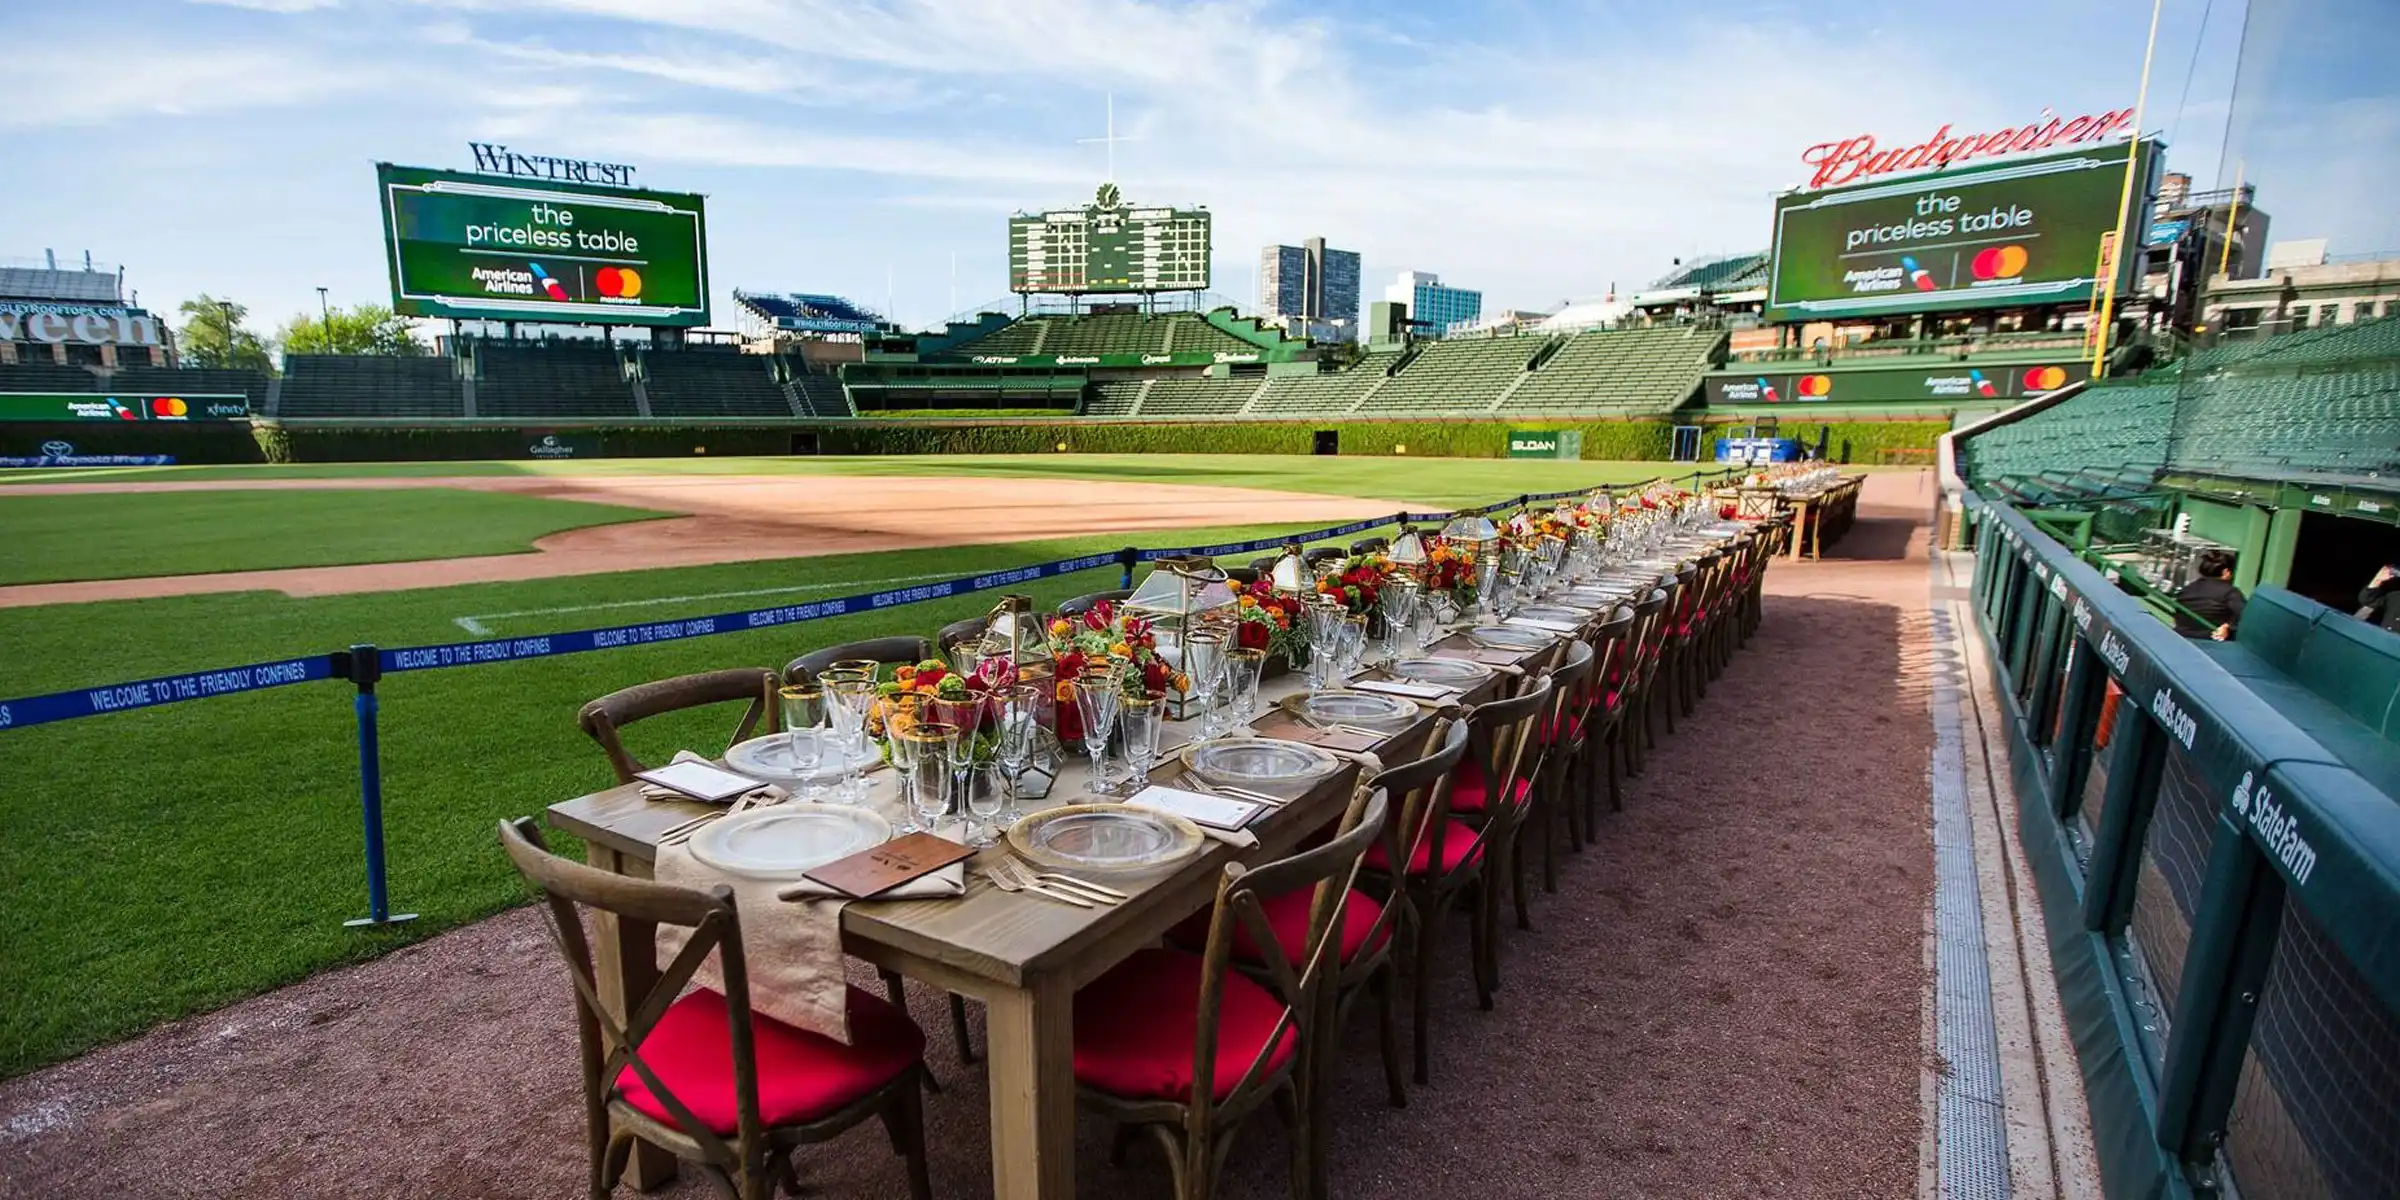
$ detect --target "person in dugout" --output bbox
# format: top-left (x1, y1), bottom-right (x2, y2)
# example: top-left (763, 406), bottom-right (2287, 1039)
top-left (2172, 549), bottom-right (2244, 641)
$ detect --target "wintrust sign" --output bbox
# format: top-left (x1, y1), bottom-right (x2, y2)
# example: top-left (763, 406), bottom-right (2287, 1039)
top-left (1800, 108), bottom-right (2135, 190)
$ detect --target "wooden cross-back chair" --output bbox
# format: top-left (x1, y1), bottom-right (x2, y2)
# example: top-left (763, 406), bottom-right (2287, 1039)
top-left (578, 668), bottom-right (780, 786)
top-left (1441, 672), bottom-right (1555, 991)
top-left (1357, 717), bottom-right (1473, 1090)
top-left (1078, 786), bottom-right (1390, 1200)
top-left (496, 818), bottom-right (932, 1200)
top-left (783, 636), bottom-right (934, 685)
top-left (1578, 608), bottom-right (1638, 837)
top-left (1056, 589), bottom-right (1132, 619)
top-left (1525, 638), bottom-right (1597, 902)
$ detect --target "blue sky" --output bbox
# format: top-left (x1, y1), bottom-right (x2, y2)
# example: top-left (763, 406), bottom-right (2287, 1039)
top-left (5, 0), bottom-right (2349, 337)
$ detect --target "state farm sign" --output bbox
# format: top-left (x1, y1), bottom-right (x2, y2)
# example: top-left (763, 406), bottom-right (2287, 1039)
top-left (0, 303), bottom-right (165, 348)
top-left (1800, 108), bottom-right (2135, 190)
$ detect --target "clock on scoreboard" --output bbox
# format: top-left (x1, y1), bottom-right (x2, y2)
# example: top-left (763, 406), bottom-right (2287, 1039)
top-left (1007, 182), bottom-right (1212, 294)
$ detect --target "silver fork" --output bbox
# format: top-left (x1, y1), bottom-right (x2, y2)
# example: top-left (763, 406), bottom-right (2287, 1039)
top-left (657, 810), bottom-right (724, 846)
top-left (984, 859), bottom-right (1096, 908)
top-left (1176, 771), bottom-right (1287, 807)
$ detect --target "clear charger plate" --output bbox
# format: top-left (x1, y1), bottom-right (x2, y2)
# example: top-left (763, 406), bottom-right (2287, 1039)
top-left (1516, 604), bottom-right (1594, 623)
top-left (1291, 689), bottom-right (1419, 726)
top-left (1388, 657), bottom-right (1494, 687)
top-left (1468, 625), bottom-right (1554, 650)
top-left (724, 731), bottom-right (877, 783)
top-left (1008, 805), bottom-right (1203, 875)
top-left (1184, 738), bottom-right (1343, 788)
top-left (686, 806), bottom-right (892, 880)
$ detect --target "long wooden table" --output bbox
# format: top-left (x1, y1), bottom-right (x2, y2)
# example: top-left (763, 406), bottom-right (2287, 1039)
top-left (540, 533), bottom-right (1745, 1199)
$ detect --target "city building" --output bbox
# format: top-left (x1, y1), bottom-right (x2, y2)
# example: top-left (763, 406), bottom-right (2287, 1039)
top-left (1381, 270), bottom-right (1482, 339)
top-left (2139, 172), bottom-right (2272, 334)
top-left (1256, 238), bottom-right (1360, 342)
top-left (2200, 246), bottom-right (2400, 335)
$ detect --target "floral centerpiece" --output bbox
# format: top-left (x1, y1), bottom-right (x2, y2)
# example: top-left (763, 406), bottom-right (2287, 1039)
top-left (1044, 599), bottom-right (1186, 747)
top-left (1421, 536), bottom-right (1478, 614)
top-left (1233, 578), bottom-right (1305, 662)
top-left (1313, 553), bottom-right (1392, 616)
top-left (869, 656), bottom-right (1014, 756)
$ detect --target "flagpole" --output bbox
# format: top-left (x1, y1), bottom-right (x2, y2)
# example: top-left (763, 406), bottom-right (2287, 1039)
top-left (2090, 0), bottom-right (2166, 380)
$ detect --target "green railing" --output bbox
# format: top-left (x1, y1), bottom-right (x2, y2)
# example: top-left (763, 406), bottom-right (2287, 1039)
top-left (1962, 495), bottom-right (2400, 1199)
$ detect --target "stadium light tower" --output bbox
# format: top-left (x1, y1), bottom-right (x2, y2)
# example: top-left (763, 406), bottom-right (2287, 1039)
top-left (1077, 92), bottom-right (1141, 183)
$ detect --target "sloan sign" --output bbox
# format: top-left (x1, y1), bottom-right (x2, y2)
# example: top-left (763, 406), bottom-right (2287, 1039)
top-left (1800, 108), bottom-right (2135, 190)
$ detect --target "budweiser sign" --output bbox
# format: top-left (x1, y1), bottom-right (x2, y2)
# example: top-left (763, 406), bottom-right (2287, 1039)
top-left (1801, 108), bottom-right (2135, 190)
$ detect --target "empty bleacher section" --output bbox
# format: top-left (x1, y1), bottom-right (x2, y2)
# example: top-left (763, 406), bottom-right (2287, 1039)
top-left (1498, 326), bottom-right (1721, 414)
top-left (2168, 365), bottom-right (2400, 478)
top-left (472, 343), bottom-right (638, 419)
top-left (1249, 351), bottom-right (1403, 415)
top-left (1959, 378), bottom-right (2179, 501)
top-left (1351, 337), bottom-right (1540, 414)
top-left (278, 355), bottom-right (463, 417)
top-left (639, 348), bottom-right (792, 418)
top-left (791, 369), bottom-right (853, 418)
top-left (2183, 313), bottom-right (2400, 372)
top-left (1136, 374), bottom-right (1266, 417)
top-left (0, 362), bottom-right (108, 392)
top-left (732, 291), bottom-right (883, 335)
top-left (110, 367), bottom-right (268, 403)
top-left (940, 309), bottom-right (1297, 362)
top-left (1085, 380), bottom-right (1145, 417)
top-left (1161, 319), bottom-right (1257, 357)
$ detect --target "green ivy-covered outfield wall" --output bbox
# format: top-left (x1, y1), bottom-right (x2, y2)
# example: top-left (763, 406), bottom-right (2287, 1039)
top-left (0, 416), bottom-right (1950, 466)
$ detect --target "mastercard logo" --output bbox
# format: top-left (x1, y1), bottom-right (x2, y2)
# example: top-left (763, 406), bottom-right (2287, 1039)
top-left (150, 397), bottom-right (188, 417)
top-left (1796, 374), bottom-right (1833, 398)
top-left (595, 266), bottom-right (643, 299)
top-left (1971, 245), bottom-right (2029, 280)
top-left (2024, 365), bottom-right (2068, 391)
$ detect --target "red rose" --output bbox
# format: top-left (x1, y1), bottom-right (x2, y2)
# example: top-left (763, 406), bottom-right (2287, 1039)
top-left (1237, 623), bottom-right (1268, 649)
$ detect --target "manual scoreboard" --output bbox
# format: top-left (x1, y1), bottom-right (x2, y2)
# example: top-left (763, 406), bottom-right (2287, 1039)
top-left (1008, 183), bottom-right (1212, 294)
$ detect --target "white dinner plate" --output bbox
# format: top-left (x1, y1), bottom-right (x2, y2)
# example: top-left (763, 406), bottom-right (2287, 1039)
top-left (724, 731), bottom-right (877, 783)
top-left (687, 806), bottom-right (892, 880)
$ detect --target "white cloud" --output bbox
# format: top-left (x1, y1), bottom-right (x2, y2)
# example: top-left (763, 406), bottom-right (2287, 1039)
top-left (190, 0), bottom-right (346, 11)
top-left (0, 47), bottom-right (362, 127)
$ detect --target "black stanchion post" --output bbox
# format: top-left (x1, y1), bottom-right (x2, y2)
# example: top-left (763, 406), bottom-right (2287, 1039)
top-left (340, 643), bottom-right (416, 929)
top-left (1118, 546), bottom-right (1139, 590)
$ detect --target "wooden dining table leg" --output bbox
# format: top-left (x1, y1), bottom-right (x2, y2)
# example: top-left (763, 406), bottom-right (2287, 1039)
top-left (984, 974), bottom-right (1076, 1200)
top-left (584, 843), bottom-right (678, 1192)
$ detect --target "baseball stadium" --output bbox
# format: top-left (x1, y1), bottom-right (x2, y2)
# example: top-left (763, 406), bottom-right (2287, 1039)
top-left (0, 4), bottom-right (2395, 1200)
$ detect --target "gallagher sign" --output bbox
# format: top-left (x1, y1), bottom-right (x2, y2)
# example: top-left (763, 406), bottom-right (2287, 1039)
top-left (1799, 107), bottom-right (2135, 191)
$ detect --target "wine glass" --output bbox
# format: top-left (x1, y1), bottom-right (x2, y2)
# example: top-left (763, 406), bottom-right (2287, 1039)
top-left (994, 683), bottom-right (1041, 827)
top-left (1339, 614), bottom-right (1368, 680)
top-left (778, 684), bottom-right (825, 801)
top-left (1226, 647), bottom-right (1267, 725)
top-left (930, 695), bottom-right (985, 825)
top-left (963, 762), bottom-right (1005, 847)
top-left (1117, 696), bottom-right (1161, 797)
top-left (884, 693), bottom-right (926, 822)
top-left (1073, 670), bottom-right (1122, 794)
top-left (1305, 601), bottom-right (1346, 694)
top-left (1381, 579), bottom-right (1420, 660)
top-left (823, 674), bottom-right (876, 805)
top-left (899, 723), bottom-right (952, 836)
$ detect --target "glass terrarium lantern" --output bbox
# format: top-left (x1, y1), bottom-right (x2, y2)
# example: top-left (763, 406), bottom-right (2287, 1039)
top-left (1125, 556), bottom-right (1239, 720)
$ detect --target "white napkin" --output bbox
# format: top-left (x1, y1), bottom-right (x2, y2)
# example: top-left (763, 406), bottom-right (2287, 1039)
top-left (1503, 616), bottom-right (1582, 634)
top-left (776, 862), bottom-right (968, 902)
top-left (654, 839), bottom-right (853, 1044)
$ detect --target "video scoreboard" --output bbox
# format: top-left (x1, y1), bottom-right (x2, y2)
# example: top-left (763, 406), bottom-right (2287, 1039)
top-left (1008, 183), bottom-right (1212, 294)
top-left (1764, 140), bottom-right (2159, 323)
top-left (377, 163), bottom-right (710, 327)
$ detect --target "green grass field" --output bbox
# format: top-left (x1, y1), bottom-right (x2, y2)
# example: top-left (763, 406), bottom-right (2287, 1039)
top-left (0, 489), bottom-right (669, 584)
top-left (0, 453), bottom-right (1732, 511)
top-left (0, 453), bottom-right (1720, 1078)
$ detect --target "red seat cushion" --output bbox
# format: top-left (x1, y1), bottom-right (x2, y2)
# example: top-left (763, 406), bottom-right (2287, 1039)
top-left (1539, 712), bottom-right (1587, 746)
top-left (615, 986), bottom-right (924, 1136)
top-left (1363, 816), bottom-right (1485, 876)
top-left (1449, 757), bottom-right (1533, 814)
top-left (1074, 948), bottom-right (1298, 1102)
top-left (1167, 886), bottom-right (1391, 966)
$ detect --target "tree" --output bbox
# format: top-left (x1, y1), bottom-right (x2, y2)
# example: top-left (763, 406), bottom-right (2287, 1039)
top-left (278, 303), bottom-right (427, 357)
top-left (177, 295), bottom-right (276, 373)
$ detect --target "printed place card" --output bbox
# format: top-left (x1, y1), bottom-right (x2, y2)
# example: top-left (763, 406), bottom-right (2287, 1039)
top-left (1128, 785), bottom-right (1266, 832)
top-left (1504, 616), bottom-right (1584, 634)
top-left (633, 760), bottom-right (763, 803)
top-left (802, 832), bottom-right (978, 899)
top-left (1352, 678), bottom-right (1454, 702)
top-left (1263, 720), bottom-right (1386, 754)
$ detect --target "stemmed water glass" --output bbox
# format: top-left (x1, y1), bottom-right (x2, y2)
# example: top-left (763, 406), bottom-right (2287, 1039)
top-left (884, 694), bottom-right (927, 823)
top-left (822, 672), bottom-right (877, 805)
top-left (1381, 578), bottom-right (1420, 660)
top-left (1305, 600), bottom-right (1347, 694)
top-left (1116, 696), bottom-right (1162, 796)
top-left (1225, 647), bottom-right (1266, 727)
top-left (779, 684), bottom-right (826, 801)
top-left (898, 723), bottom-right (952, 836)
top-left (994, 683), bottom-right (1042, 828)
top-left (1183, 630), bottom-right (1228, 740)
top-left (1073, 670), bottom-right (1123, 796)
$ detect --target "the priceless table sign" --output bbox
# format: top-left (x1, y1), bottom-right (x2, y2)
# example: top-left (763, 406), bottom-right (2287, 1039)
top-left (1351, 678), bottom-right (1457, 702)
top-left (633, 760), bottom-right (767, 803)
top-left (799, 831), bottom-right (978, 899)
top-left (1503, 616), bottom-right (1583, 634)
top-left (1127, 785), bottom-right (1266, 833)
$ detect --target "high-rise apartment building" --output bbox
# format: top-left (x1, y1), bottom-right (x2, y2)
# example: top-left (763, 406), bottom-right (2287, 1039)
top-left (1382, 270), bottom-right (1483, 338)
top-left (1257, 237), bottom-right (1361, 342)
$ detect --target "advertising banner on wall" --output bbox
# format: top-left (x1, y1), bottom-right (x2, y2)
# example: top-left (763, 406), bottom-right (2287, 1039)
top-left (1702, 360), bottom-right (2091, 406)
top-left (0, 393), bottom-right (249, 421)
